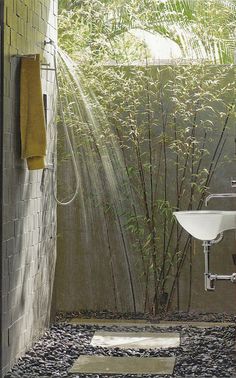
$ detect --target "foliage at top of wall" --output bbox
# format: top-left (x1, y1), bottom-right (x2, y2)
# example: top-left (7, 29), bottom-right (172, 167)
top-left (58, 0), bottom-right (235, 64)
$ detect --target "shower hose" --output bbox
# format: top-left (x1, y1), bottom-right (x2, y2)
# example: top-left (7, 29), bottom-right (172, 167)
top-left (49, 42), bottom-right (80, 206)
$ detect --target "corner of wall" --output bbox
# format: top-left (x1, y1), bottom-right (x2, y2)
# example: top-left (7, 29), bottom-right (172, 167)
top-left (1, 1), bottom-right (58, 375)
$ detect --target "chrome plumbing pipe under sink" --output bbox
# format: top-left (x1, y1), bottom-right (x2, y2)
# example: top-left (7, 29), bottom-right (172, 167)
top-left (208, 273), bottom-right (236, 282)
top-left (203, 240), bottom-right (236, 291)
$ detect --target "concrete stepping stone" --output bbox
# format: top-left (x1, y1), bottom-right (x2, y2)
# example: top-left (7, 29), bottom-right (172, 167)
top-left (69, 355), bottom-right (176, 375)
top-left (90, 331), bottom-right (180, 349)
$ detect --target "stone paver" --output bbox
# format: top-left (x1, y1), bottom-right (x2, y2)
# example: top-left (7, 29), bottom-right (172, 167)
top-left (69, 356), bottom-right (176, 375)
top-left (91, 331), bottom-right (180, 349)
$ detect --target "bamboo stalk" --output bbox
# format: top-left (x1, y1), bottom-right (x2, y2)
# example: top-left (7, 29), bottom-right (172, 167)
top-left (160, 93), bottom-right (168, 294)
top-left (146, 72), bottom-right (159, 313)
top-left (113, 116), bottom-right (150, 312)
top-left (187, 114), bottom-right (196, 310)
top-left (130, 113), bottom-right (159, 313)
top-left (174, 117), bottom-right (180, 310)
top-left (115, 206), bottom-right (137, 313)
top-left (157, 109), bottom-right (198, 298)
top-left (103, 208), bottom-right (119, 312)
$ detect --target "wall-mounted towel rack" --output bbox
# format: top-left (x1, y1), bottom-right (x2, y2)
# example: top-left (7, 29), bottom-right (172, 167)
top-left (41, 67), bottom-right (56, 71)
top-left (13, 54), bottom-right (38, 60)
top-left (12, 55), bottom-right (56, 71)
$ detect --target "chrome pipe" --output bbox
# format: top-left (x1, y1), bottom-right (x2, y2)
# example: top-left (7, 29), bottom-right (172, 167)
top-left (202, 240), bottom-right (236, 290)
top-left (205, 193), bottom-right (236, 206)
top-left (41, 68), bottom-right (56, 71)
top-left (207, 273), bottom-right (236, 283)
top-left (203, 241), bottom-right (215, 291)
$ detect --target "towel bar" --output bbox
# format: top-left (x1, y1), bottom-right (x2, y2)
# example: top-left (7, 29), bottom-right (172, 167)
top-left (13, 54), bottom-right (38, 60)
top-left (12, 55), bottom-right (52, 66)
top-left (41, 68), bottom-right (56, 71)
top-left (12, 55), bottom-right (55, 71)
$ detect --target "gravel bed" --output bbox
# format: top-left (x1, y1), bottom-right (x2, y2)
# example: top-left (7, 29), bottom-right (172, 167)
top-left (5, 312), bottom-right (236, 378)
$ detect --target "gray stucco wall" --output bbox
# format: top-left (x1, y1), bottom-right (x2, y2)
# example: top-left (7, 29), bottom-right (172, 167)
top-left (1, 1), bottom-right (57, 375)
top-left (55, 65), bottom-right (236, 315)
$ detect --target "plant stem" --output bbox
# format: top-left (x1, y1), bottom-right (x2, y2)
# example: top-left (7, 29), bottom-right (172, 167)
top-left (157, 109), bottom-right (198, 296)
top-left (103, 209), bottom-right (118, 312)
top-left (187, 238), bottom-right (193, 312)
top-left (113, 122), bottom-right (150, 311)
top-left (174, 117), bottom-right (180, 311)
top-left (130, 113), bottom-right (159, 313)
top-left (115, 206), bottom-right (137, 313)
top-left (198, 107), bottom-right (232, 208)
top-left (160, 92), bottom-right (168, 296)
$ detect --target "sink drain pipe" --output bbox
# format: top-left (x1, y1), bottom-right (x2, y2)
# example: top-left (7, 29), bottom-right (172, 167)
top-left (203, 237), bottom-right (236, 291)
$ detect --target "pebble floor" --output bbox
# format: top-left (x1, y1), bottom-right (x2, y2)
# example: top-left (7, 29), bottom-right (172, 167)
top-left (5, 312), bottom-right (236, 378)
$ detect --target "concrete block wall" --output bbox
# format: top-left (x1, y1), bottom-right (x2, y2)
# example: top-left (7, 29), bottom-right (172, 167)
top-left (1, 0), bottom-right (57, 375)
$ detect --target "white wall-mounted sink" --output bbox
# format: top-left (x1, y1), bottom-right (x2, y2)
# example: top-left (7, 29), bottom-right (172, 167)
top-left (173, 210), bottom-right (236, 241)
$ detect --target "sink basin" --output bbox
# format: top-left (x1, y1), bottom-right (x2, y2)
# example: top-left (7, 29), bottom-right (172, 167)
top-left (173, 210), bottom-right (236, 240)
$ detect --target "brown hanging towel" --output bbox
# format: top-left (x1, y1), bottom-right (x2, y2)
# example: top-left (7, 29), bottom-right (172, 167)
top-left (20, 54), bottom-right (46, 170)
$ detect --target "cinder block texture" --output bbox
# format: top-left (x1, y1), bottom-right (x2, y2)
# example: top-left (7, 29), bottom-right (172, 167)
top-left (1, 0), bottom-right (57, 376)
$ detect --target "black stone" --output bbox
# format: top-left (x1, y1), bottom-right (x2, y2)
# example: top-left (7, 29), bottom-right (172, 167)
top-left (4, 311), bottom-right (236, 378)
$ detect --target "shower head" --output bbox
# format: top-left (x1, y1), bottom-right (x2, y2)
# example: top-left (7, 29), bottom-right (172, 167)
top-left (44, 38), bottom-right (56, 49)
